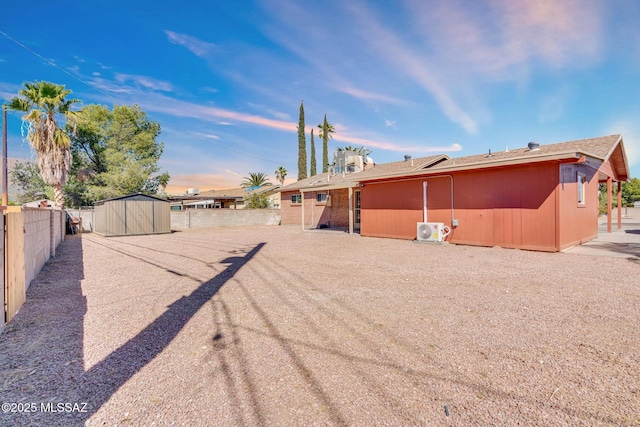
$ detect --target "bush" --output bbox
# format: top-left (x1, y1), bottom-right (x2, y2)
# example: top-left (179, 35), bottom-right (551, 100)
top-left (244, 193), bottom-right (270, 209)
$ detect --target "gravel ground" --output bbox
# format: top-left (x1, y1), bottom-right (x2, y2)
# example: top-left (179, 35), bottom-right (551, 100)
top-left (0, 226), bottom-right (638, 426)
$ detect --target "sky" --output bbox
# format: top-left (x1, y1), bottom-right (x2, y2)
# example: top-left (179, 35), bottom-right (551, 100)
top-left (1, 0), bottom-right (639, 194)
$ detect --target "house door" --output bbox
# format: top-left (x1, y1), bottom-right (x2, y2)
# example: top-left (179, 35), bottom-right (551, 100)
top-left (354, 190), bottom-right (361, 230)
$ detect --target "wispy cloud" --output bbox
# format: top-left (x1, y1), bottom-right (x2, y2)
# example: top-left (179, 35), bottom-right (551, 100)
top-left (247, 103), bottom-right (292, 121)
top-left (165, 30), bottom-right (216, 58)
top-left (347, 3), bottom-right (479, 134)
top-left (408, 0), bottom-right (603, 80)
top-left (224, 169), bottom-right (244, 178)
top-left (385, 120), bottom-right (397, 128)
top-left (93, 86), bottom-right (453, 154)
top-left (334, 84), bottom-right (410, 107)
top-left (115, 73), bottom-right (173, 92)
top-left (335, 133), bottom-right (462, 154)
top-left (190, 132), bottom-right (220, 141)
top-left (0, 82), bottom-right (21, 101)
top-left (538, 91), bottom-right (568, 124)
top-left (89, 77), bottom-right (137, 94)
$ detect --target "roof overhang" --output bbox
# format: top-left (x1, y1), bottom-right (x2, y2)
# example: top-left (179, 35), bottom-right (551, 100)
top-left (279, 180), bottom-right (359, 193)
top-left (359, 151), bottom-right (588, 183)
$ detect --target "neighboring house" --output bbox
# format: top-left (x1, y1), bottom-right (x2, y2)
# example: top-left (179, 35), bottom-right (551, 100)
top-left (280, 135), bottom-right (630, 252)
top-left (169, 185), bottom-right (281, 210)
top-left (23, 199), bottom-right (55, 208)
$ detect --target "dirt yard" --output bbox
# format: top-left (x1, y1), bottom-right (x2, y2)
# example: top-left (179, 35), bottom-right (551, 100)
top-left (0, 226), bottom-right (638, 426)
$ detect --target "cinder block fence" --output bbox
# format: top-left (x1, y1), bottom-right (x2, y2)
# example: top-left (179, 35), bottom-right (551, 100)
top-left (3, 207), bottom-right (65, 324)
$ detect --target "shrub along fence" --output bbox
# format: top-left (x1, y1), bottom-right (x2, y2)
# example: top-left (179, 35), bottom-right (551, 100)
top-left (3, 207), bottom-right (66, 324)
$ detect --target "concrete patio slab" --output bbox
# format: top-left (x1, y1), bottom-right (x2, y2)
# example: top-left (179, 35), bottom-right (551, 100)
top-left (563, 208), bottom-right (640, 259)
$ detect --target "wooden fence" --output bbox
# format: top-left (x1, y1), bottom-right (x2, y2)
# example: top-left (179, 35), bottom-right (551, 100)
top-left (3, 207), bottom-right (65, 323)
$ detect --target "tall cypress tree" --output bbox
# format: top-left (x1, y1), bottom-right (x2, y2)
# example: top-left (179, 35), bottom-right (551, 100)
top-left (297, 100), bottom-right (307, 181)
top-left (319, 114), bottom-right (334, 173)
top-left (310, 128), bottom-right (317, 176)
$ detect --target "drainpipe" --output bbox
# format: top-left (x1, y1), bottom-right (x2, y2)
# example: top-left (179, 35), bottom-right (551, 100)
top-left (423, 181), bottom-right (428, 222)
top-left (424, 175), bottom-right (455, 225)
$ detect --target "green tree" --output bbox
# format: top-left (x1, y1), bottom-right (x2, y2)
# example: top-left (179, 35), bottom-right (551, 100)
top-left (275, 166), bottom-right (287, 186)
top-left (244, 192), bottom-right (271, 209)
top-left (318, 115), bottom-right (335, 173)
top-left (69, 104), bottom-right (167, 201)
top-left (297, 100), bottom-right (307, 180)
top-left (10, 160), bottom-right (51, 204)
top-left (157, 171), bottom-right (171, 193)
top-left (8, 81), bottom-right (81, 207)
top-left (241, 172), bottom-right (272, 188)
top-left (621, 177), bottom-right (640, 206)
top-left (310, 128), bottom-right (317, 176)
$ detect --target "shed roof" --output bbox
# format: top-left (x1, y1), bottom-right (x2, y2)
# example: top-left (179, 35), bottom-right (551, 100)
top-left (94, 193), bottom-right (169, 205)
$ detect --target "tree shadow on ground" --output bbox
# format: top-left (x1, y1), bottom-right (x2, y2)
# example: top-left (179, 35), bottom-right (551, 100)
top-left (0, 236), bottom-right (264, 426)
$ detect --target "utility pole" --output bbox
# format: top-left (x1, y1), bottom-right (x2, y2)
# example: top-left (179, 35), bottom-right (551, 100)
top-left (2, 104), bottom-right (7, 206)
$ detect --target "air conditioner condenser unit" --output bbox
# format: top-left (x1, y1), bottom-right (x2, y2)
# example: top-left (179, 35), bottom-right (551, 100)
top-left (416, 222), bottom-right (451, 242)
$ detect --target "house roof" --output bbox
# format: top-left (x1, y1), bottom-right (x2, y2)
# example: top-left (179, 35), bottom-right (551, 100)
top-left (170, 185), bottom-right (281, 201)
top-left (199, 185), bottom-right (280, 198)
top-left (280, 135), bottom-right (630, 192)
top-left (279, 172), bottom-right (359, 192)
top-left (355, 154), bottom-right (449, 179)
top-left (279, 154), bottom-right (448, 192)
top-left (360, 134), bottom-right (630, 183)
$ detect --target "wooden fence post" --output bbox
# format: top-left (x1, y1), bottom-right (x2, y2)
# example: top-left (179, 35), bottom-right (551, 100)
top-left (5, 211), bottom-right (25, 323)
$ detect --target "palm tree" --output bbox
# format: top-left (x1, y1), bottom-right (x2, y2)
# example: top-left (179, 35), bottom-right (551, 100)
top-left (157, 171), bottom-right (170, 193)
top-left (8, 81), bottom-right (81, 207)
top-left (337, 145), bottom-right (372, 156)
top-left (275, 166), bottom-right (287, 186)
top-left (318, 115), bottom-right (335, 173)
top-left (241, 172), bottom-right (272, 188)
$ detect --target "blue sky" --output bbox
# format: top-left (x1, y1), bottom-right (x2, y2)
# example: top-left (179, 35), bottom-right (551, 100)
top-left (1, 0), bottom-right (639, 193)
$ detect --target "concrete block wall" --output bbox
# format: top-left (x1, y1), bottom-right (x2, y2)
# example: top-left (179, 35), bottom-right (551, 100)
top-left (171, 209), bottom-right (281, 230)
top-left (23, 208), bottom-right (54, 290)
top-left (50, 209), bottom-right (64, 256)
top-left (4, 207), bottom-right (67, 323)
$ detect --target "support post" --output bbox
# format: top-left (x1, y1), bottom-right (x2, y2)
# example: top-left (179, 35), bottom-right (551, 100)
top-left (607, 177), bottom-right (612, 233)
top-left (617, 181), bottom-right (622, 230)
top-left (2, 104), bottom-right (8, 206)
top-left (348, 187), bottom-right (353, 235)
top-left (300, 191), bottom-right (305, 231)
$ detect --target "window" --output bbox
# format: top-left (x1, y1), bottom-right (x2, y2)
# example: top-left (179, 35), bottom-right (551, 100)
top-left (291, 194), bottom-right (302, 204)
top-left (577, 172), bottom-right (586, 205)
top-left (316, 193), bottom-right (327, 203)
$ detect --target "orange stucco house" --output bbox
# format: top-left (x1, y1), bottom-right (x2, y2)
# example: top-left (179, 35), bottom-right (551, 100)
top-left (280, 135), bottom-right (630, 252)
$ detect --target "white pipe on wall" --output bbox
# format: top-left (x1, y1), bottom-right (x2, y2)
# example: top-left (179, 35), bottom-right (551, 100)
top-left (423, 181), bottom-right (428, 223)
